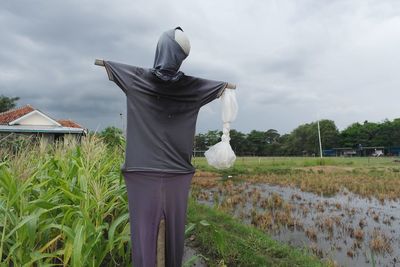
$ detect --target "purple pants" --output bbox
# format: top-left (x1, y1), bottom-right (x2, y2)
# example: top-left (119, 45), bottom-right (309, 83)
top-left (123, 171), bottom-right (194, 267)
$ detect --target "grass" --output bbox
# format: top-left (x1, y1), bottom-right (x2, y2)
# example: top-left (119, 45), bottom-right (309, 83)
top-left (193, 156), bottom-right (399, 174)
top-left (193, 157), bottom-right (400, 200)
top-left (186, 198), bottom-right (326, 267)
top-left (193, 157), bottom-right (400, 179)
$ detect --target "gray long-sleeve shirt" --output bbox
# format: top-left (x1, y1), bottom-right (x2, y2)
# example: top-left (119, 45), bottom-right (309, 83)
top-left (104, 60), bottom-right (227, 173)
top-left (103, 28), bottom-right (227, 173)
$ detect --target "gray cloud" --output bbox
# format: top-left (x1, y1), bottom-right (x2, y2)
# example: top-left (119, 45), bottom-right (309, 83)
top-left (1, 0), bottom-right (400, 135)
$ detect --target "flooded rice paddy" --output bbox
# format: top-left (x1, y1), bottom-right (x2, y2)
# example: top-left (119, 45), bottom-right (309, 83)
top-left (191, 175), bottom-right (400, 267)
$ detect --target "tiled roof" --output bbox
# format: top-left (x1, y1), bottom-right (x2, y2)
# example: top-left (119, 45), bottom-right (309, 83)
top-left (57, 119), bottom-right (83, 128)
top-left (0, 104), bottom-right (35, 125)
top-left (0, 104), bottom-right (84, 129)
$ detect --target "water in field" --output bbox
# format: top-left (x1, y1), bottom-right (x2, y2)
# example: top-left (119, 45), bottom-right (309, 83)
top-left (194, 181), bottom-right (400, 267)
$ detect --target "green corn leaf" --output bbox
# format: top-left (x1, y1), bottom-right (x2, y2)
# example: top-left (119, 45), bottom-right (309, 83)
top-left (185, 223), bottom-right (196, 237)
top-left (72, 223), bottom-right (85, 267)
top-left (107, 212), bottom-right (129, 252)
top-left (199, 220), bottom-right (210, 226)
top-left (29, 199), bottom-right (56, 210)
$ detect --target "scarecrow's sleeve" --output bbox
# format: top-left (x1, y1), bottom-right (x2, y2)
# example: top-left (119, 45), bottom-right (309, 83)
top-left (196, 78), bottom-right (228, 107)
top-left (103, 61), bottom-right (137, 95)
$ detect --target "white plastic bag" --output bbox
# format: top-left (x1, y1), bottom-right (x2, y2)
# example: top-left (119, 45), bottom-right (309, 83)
top-left (205, 88), bottom-right (238, 169)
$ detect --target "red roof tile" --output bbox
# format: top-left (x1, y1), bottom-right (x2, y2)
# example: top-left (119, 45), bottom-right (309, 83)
top-left (0, 104), bottom-right (35, 125)
top-left (0, 104), bottom-right (84, 129)
top-left (57, 119), bottom-right (83, 128)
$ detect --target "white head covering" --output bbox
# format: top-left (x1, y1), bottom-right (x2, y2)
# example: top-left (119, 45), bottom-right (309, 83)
top-left (174, 28), bottom-right (191, 56)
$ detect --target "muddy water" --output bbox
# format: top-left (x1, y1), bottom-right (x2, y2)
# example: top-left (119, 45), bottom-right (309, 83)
top-left (194, 182), bottom-right (400, 267)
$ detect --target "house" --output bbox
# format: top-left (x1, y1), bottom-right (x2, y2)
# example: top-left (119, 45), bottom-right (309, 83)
top-left (0, 104), bottom-right (87, 143)
top-left (330, 147), bottom-right (357, 157)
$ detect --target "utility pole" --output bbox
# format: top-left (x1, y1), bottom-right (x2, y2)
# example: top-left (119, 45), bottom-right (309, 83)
top-left (317, 120), bottom-right (323, 158)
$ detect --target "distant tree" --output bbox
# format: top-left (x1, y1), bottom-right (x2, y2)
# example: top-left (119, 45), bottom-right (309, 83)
top-left (245, 129), bottom-right (282, 156)
top-left (375, 119), bottom-right (394, 147)
top-left (204, 130), bottom-right (222, 147)
top-left (247, 130), bottom-right (267, 156)
top-left (319, 119), bottom-right (340, 149)
top-left (264, 129), bottom-right (280, 144)
top-left (194, 133), bottom-right (208, 151)
top-left (390, 119), bottom-right (400, 147)
top-left (340, 121), bottom-right (378, 148)
top-left (286, 123), bottom-right (313, 155)
top-left (195, 129), bottom-right (248, 155)
top-left (194, 118), bottom-right (400, 157)
top-left (340, 122), bottom-right (363, 148)
top-left (99, 126), bottom-right (125, 148)
top-left (278, 134), bottom-right (291, 155)
top-left (0, 95), bottom-right (20, 112)
top-left (283, 120), bottom-right (339, 156)
top-left (339, 119), bottom-right (400, 149)
top-left (229, 129), bottom-right (247, 156)
top-left (263, 129), bottom-right (281, 156)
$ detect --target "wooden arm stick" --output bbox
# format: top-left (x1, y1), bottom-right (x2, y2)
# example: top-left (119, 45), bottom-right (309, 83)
top-left (226, 83), bottom-right (236, 89)
top-left (95, 59), bottom-right (105, 66)
top-left (95, 59), bottom-right (113, 80)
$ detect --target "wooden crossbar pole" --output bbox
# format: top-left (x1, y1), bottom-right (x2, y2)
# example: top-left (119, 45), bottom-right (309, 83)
top-left (226, 83), bottom-right (236, 89)
top-left (94, 59), bottom-right (105, 66)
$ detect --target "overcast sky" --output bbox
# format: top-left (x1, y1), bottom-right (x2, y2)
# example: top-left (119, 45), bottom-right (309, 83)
top-left (2, 1), bottom-right (400, 134)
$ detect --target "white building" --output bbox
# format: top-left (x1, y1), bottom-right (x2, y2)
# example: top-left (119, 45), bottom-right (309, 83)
top-left (0, 104), bottom-right (87, 143)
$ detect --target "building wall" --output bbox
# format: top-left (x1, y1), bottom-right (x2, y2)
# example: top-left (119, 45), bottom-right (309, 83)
top-left (0, 132), bottom-right (83, 143)
top-left (0, 132), bottom-right (54, 143)
top-left (16, 112), bottom-right (56, 126)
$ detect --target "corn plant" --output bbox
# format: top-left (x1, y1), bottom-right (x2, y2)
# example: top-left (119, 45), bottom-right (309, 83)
top-left (0, 134), bottom-right (131, 266)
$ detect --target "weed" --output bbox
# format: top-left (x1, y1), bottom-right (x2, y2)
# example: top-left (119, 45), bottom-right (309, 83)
top-left (369, 229), bottom-right (392, 254)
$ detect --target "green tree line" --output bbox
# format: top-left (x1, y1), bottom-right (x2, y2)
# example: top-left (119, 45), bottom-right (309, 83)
top-left (0, 95), bottom-right (20, 112)
top-left (194, 119), bottom-right (400, 156)
top-left (3, 95), bottom-right (400, 156)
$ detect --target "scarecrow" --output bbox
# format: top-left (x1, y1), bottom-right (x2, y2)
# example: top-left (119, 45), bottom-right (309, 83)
top-left (96, 27), bottom-right (237, 267)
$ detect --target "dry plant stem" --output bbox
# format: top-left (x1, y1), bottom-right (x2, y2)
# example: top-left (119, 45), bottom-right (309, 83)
top-left (157, 219), bottom-right (165, 267)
